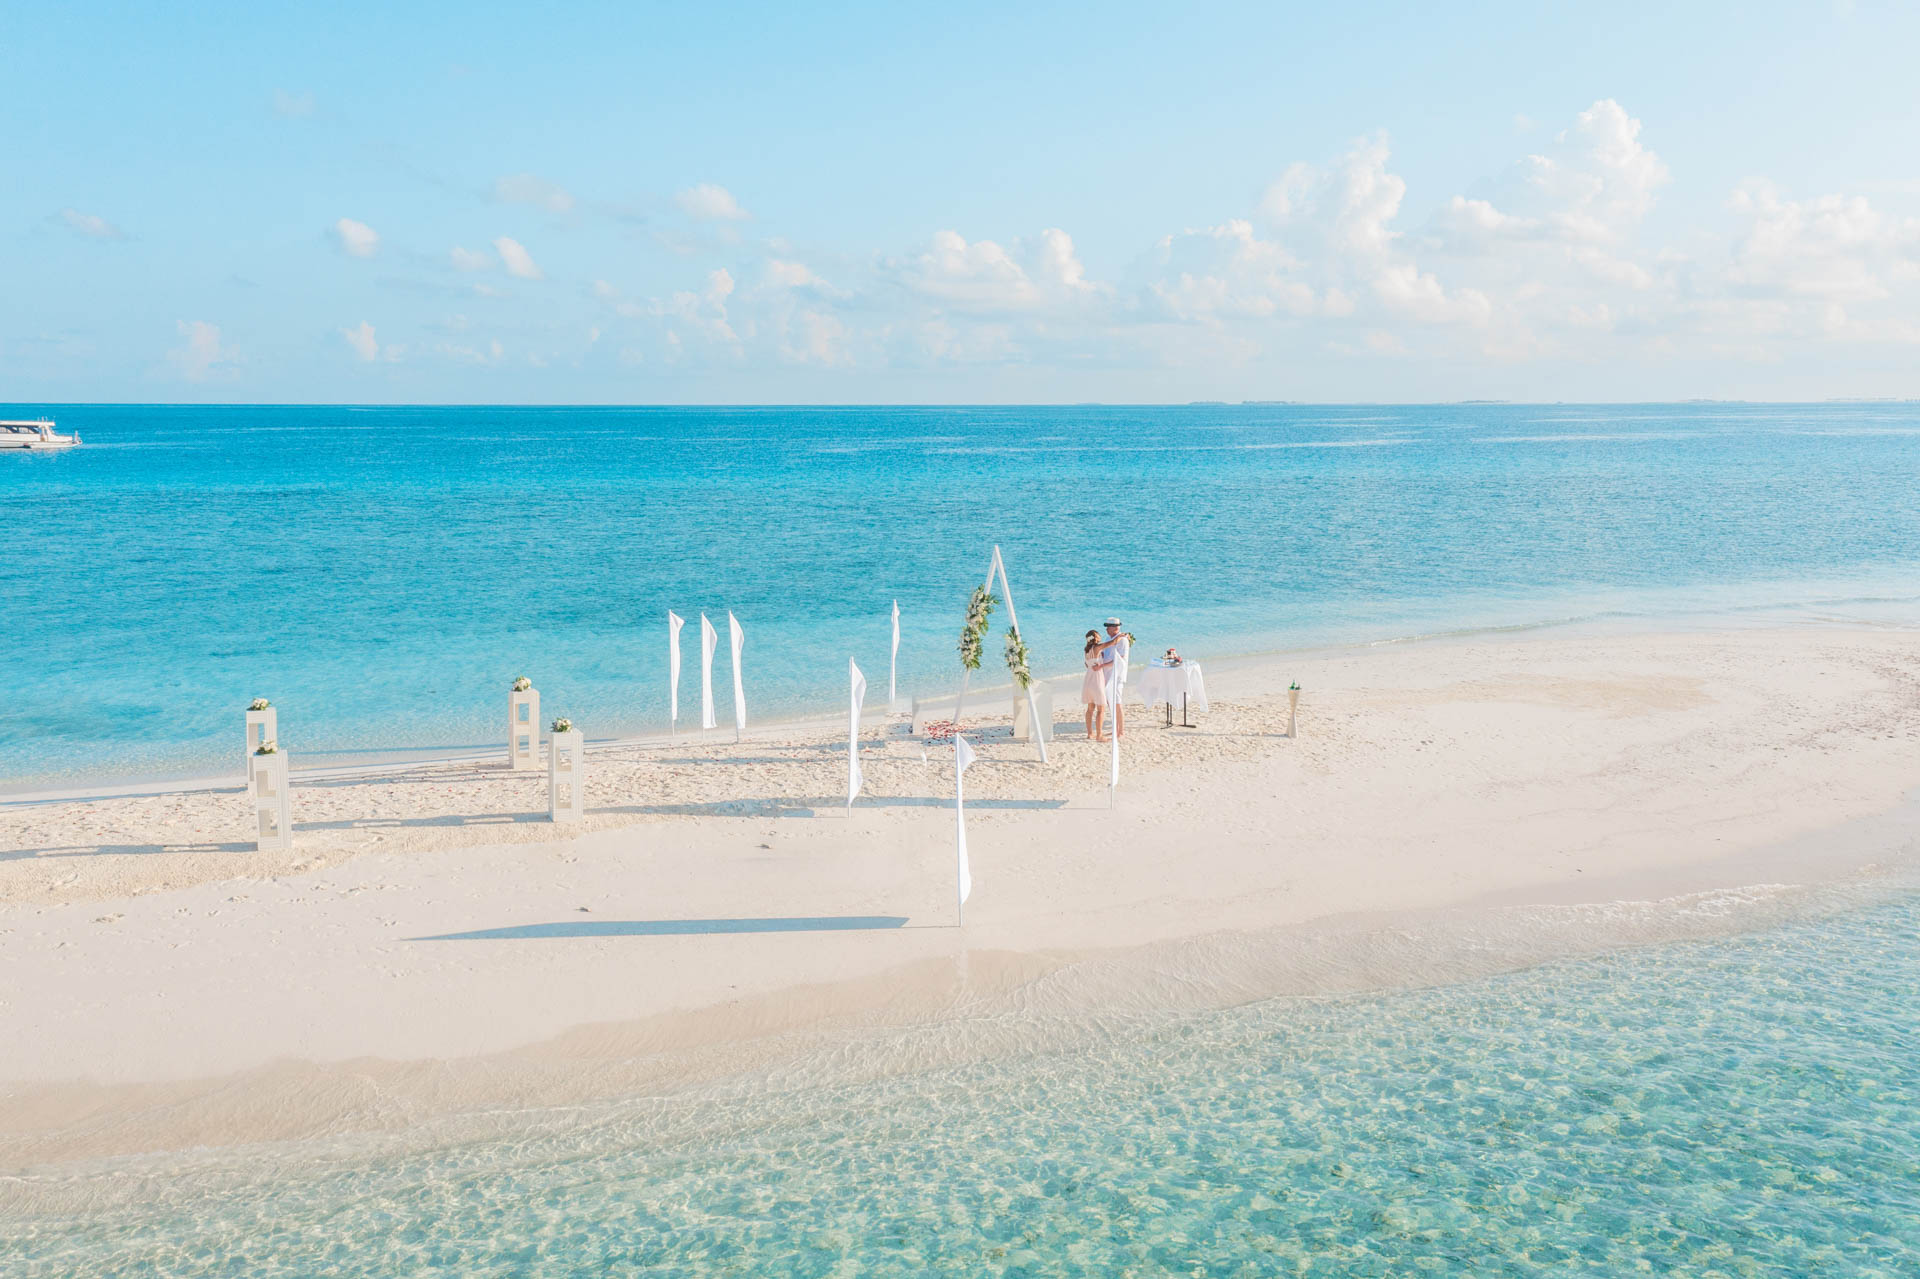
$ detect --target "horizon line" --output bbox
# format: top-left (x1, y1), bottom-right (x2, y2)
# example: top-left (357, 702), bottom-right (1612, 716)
top-left (6, 398), bottom-right (1919, 411)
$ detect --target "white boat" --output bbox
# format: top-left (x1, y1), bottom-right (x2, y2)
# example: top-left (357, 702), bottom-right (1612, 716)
top-left (0, 419), bottom-right (79, 449)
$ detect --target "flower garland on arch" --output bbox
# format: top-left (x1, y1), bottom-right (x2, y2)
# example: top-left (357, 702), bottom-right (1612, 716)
top-left (958, 587), bottom-right (998, 671)
top-left (1003, 627), bottom-right (1032, 689)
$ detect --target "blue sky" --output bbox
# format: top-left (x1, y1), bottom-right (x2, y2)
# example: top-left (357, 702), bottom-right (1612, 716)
top-left (8, 0), bottom-right (1919, 403)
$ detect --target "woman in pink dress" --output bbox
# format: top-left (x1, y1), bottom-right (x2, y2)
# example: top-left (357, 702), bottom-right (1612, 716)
top-left (1080, 630), bottom-right (1107, 741)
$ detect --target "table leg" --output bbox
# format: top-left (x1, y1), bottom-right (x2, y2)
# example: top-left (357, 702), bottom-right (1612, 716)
top-left (1181, 691), bottom-right (1192, 727)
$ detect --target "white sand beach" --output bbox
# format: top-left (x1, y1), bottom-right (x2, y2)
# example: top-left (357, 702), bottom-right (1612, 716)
top-left (4, 622), bottom-right (1920, 1171)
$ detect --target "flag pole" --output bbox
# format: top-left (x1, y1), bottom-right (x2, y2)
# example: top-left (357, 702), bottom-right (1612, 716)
top-left (1107, 666), bottom-right (1119, 809)
top-left (955, 753), bottom-right (965, 927)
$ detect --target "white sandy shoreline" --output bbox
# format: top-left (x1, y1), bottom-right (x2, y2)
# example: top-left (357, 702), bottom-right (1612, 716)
top-left (4, 620), bottom-right (1920, 1174)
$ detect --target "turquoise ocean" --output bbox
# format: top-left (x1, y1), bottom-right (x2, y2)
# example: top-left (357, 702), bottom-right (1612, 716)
top-left (5, 887), bottom-right (1918, 1275)
top-left (5, 402), bottom-right (1920, 1273)
top-left (4, 401), bottom-right (1920, 790)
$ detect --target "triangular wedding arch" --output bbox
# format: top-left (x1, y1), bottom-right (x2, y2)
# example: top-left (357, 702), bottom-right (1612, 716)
top-left (951, 544), bottom-right (1049, 764)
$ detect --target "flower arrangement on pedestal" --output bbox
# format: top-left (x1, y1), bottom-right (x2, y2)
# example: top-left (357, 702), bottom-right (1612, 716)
top-left (254, 739), bottom-right (278, 755)
top-left (958, 587), bottom-right (998, 671)
top-left (1004, 627), bottom-right (1033, 689)
top-left (512, 676), bottom-right (532, 692)
top-left (551, 717), bottom-right (573, 734)
top-left (248, 698), bottom-right (271, 711)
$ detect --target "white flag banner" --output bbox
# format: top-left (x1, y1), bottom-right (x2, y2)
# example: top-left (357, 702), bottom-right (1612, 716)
top-left (700, 614), bottom-right (718, 731)
top-left (667, 611), bottom-right (685, 731)
top-left (954, 733), bottom-right (976, 908)
top-left (847, 658), bottom-right (867, 810)
top-left (889, 600), bottom-right (900, 707)
top-left (728, 612), bottom-right (747, 740)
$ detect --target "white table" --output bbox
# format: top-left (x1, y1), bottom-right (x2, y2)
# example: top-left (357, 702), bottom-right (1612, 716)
top-left (1129, 661), bottom-right (1207, 725)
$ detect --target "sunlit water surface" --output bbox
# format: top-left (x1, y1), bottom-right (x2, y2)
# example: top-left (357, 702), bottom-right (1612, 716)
top-left (6, 893), bottom-right (1918, 1276)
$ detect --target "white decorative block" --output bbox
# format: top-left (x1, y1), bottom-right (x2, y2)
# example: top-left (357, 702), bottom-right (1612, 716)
top-left (548, 727), bottom-right (585, 823)
top-left (250, 750), bottom-right (293, 851)
top-left (508, 687), bottom-right (541, 770)
top-left (245, 707), bottom-right (277, 795)
top-left (1012, 683), bottom-right (1055, 744)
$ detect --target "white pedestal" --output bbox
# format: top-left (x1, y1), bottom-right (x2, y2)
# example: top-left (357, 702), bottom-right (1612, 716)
top-left (245, 708), bottom-right (277, 795)
top-left (548, 727), bottom-right (585, 823)
top-left (1012, 683), bottom-right (1055, 743)
top-left (509, 688), bottom-right (541, 770)
top-left (250, 751), bottom-right (293, 851)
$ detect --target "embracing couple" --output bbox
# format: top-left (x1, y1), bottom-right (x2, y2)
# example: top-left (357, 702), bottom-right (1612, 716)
top-left (1080, 617), bottom-right (1131, 742)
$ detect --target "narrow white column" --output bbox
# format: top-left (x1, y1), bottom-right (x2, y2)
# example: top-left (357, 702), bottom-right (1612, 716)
top-left (250, 746), bottom-right (293, 851)
top-left (508, 680), bottom-right (541, 770)
top-left (549, 723), bottom-right (585, 823)
top-left (244, 703), bottom-right (277, 795)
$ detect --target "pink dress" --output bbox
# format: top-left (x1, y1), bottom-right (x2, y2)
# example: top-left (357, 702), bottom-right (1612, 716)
top-left (1080, 653), bottom-right (1103, 705)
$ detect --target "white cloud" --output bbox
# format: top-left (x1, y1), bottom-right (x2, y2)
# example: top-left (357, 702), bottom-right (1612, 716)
top-left (341, 321), bottom-right (384, 362)
top-left (766, 259), bottom-right (820, 288)
top-left (1702, 179), bottom-right (1920, 344)
top-left (512, 97), bottom-right (1920, 385)
top-left (893, 227), bottom-right (1102, 313)
top-left (58, 208), bottom-right (124, 240)
top-left (450, 245), bottom-right (493, 271)
top-left (675, 183), bottom-right (748, 221)
top-left (1230, 134), bottom-right (1493, 330)
top-left (333, 218), bottom-right (379, 258)
top-left (493, 236), bottom-right (542, 280)
top-left (659, 268), bottom-right (739, 344)
top-left (1725, 179), bottom-right (1919, 303)
top-left (167, 320), bottom-right (234, 381)
top-left (494, 174), bottom-right (575, 214)
top-left (778, 308), bottom-right (851, 365)
top-left (1148, 220), bottom-right (1318, 320)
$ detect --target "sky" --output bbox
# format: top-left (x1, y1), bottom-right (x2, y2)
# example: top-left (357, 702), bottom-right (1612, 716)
top-left (7, 0), bottom-right (1919, 404)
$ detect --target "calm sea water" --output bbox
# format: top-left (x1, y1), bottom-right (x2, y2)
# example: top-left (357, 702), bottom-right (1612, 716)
top-left (4, 402), bottom-right (1920, 787)
top-left (6, 891), bottom-right (1918, 1275)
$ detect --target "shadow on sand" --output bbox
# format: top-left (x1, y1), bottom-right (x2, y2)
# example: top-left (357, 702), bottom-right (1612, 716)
top-left (412, 915), bottom-right (911, 941)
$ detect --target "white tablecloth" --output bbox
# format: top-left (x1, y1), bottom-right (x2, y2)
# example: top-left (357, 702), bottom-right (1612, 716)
top-left (1129, 661), bottom-right (1207, 713)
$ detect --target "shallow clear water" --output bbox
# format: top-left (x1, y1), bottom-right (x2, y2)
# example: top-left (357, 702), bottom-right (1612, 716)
top-left (6, 894), bottom-right (1919, 1276)
top-left (5, 401), bottom-right (1920, 786)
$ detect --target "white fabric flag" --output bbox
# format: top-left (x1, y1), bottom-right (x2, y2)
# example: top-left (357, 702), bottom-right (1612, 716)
top-left (889, 600), bottom-right (900, 707)
top-left (728, 612), bottom-right (747, 740)
top-left (954, 733), bottom-right (976, 908)
top-left (667, 611), bottom-right (685, 730)
top-left (700, 614), bottom-right (718, 730)
top-left (847, 658), bottom-right (867, 810)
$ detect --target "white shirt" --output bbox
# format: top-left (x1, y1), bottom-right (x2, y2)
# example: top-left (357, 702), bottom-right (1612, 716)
top-left (1099, 632), bottom-right (1130, 685)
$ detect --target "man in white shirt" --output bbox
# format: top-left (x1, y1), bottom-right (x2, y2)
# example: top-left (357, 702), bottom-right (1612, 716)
top-left (1094, 616), bottom-right (1131, 738)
